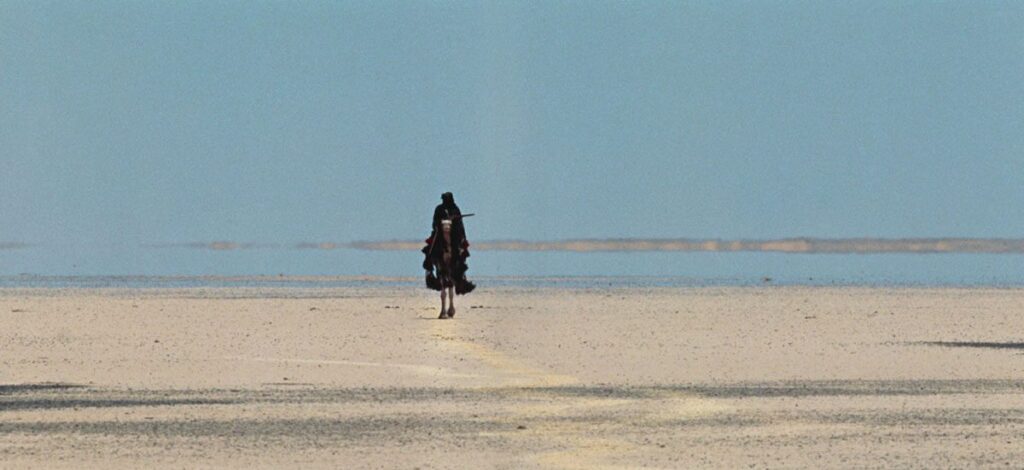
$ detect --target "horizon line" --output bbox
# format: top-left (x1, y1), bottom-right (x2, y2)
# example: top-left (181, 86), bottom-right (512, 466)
top-left (146, 237), bottom-right (1024, 254)
top-left (348, 237), bottom-right (1024, 253)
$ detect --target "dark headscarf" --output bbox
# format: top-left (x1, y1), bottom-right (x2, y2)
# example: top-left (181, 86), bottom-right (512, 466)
top-left (433, 192), bottom-right (463, 239)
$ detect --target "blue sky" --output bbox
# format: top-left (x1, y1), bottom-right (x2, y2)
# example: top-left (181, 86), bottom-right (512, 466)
top-left (1, 1), bottom-right (1023, 275)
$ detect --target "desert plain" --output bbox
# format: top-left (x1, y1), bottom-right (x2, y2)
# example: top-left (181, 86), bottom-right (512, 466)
top-left (2, 283), bottom-right (1024, 468)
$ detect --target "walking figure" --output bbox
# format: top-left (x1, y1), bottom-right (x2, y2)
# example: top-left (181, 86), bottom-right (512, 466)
top-left (422, 192), bottom-right (475, 318)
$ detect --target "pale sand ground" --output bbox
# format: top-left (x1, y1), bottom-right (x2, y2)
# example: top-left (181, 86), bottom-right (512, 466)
top-left (2, 286), bottom-right (1024, 468)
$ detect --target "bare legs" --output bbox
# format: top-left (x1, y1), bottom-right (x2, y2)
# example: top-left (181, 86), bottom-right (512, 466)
top-left (439, 284), bottom-right (448, 319)
top-left (447, 287), bottom-right (455, 318)
top-left (438, 285), bottom-right (455, 319)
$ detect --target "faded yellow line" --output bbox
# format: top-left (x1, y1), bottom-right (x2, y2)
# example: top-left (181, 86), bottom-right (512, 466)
top-left (533, 436), bottom-right (639, 470)
top-left (429, 319), bottom-right (577, 388)
top-left (223, 356), bottom-right (484, 379)
top-left (426, 318), bottom-right (729, 469)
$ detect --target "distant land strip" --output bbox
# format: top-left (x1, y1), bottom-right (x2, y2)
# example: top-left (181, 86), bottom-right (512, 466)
top-left (142, 238), bottom-right (1024, 254)
top-left (143, 242), bottom-right (283, 251)
top-left (347, 238), bottom-right (1024, 254)
top-left (0, 242), bottom-right (30, 250)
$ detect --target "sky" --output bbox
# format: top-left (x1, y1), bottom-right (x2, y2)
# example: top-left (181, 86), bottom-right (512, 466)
top-left (1, 1), bottom-right (1023, 276)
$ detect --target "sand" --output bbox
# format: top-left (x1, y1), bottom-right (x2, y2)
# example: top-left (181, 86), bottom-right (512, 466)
top-left (2, 285), bottom-right (1024, 468)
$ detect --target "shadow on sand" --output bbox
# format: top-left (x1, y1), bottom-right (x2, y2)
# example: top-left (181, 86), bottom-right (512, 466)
top-left (0, 383), bottom-right (84, 395)
top-left (5, 379), bottom-right (1024, 413)
top-left (4, 381), bottom-right (1024, 440)
top-left (915, 341), bottom-right (1024, 350)
top-left (0, 383), bottom-right (239, 412)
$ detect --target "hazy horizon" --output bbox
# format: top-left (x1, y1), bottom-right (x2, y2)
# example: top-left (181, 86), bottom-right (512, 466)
top-left (2, 1), bottom-right (1022, 278)
top-left (7, 236), bottom-right (1024, 254)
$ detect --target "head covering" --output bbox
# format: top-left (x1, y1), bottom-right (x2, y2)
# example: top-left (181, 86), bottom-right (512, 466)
top-left (441, 192), bottom-right (455, 207)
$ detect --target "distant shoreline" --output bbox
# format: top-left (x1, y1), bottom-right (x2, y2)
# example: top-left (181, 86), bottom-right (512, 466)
top-left (348, 237), bottom-right (1024, 254)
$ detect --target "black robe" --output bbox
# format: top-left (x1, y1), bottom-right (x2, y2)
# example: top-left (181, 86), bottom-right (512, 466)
top-left (422, 203), bottom-right (474, 294)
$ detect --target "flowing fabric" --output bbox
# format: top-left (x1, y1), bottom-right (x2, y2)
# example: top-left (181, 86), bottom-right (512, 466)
top-left (422, 202), bottom-right (475, 294)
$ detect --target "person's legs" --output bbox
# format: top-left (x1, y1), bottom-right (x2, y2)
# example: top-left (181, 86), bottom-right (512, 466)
top-left (439, 282), bottom-right (448, 319)
top-left (447, 287), bottom-right (455, 318)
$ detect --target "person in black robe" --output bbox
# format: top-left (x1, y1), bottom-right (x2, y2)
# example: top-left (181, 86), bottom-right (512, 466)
top-left (422, 192), bottom-right (475, 294)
